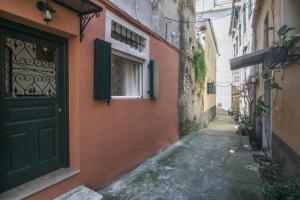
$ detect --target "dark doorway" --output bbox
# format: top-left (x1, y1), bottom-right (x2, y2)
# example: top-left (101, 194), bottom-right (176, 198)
top-left (0, 19), bottom-right (68, 192)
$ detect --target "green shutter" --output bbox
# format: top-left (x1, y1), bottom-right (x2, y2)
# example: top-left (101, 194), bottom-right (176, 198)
top-left (207, 82), bottom-right (210, 94)
top-left (213, 84), bottom-right (216, 94)
top-left (149, 60), bottom-right (159, 99)
top-left (207, 82), bottom-right (214, 95)
top-left (94, 39), bottom-right (111, 101)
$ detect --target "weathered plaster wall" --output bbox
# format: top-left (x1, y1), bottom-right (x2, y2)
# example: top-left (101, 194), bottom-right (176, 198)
top-left (253, 0), bottom-right (280, 99)
top-left (178, 0), bottom-right (203, 135)
top-left (199, 21), bottom-right (217, 128)
top-left (253, 0), bottom-right (300, 179)
top-left (203, 21), bottom-right (217, 113)
top-left (270, 0), bottom-right (300, 179)
top-left (109, 0), bottom-right (180, 47)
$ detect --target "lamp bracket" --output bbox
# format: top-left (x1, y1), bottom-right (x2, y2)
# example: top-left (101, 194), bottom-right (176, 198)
top-left (80, 12), bottom-right (100, 42)
top-left (36, 1), bottom-right (56, 13)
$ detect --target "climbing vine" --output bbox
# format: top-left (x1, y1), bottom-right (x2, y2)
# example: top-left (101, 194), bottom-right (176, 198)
top-left (193, 44), bottom-right (207, 87)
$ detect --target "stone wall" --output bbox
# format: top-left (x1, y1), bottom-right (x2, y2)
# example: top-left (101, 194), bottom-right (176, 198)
top-left (178, 0), bottom-right (204, 136)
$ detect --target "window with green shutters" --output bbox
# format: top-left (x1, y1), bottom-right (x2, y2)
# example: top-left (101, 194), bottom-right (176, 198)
top-left (94, 39), bottom-right (158, 101)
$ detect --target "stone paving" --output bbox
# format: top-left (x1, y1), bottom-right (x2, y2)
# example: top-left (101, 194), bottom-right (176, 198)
top-left (98, 110), bottom-right (261, 200)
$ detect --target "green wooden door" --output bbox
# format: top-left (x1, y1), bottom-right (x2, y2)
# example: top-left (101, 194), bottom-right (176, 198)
top-left (0, 19), bottom-right (68, 192)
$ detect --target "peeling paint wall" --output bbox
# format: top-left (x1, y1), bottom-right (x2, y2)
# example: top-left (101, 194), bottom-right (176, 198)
top-left (109, 0), bottom-right (180, 47)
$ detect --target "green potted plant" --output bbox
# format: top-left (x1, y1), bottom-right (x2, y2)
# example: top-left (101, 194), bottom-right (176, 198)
top-left (269, 25), bottom-right (296, 64)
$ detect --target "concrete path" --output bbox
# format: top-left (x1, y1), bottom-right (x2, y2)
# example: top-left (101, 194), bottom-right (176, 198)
top-left (99, 110), bottom-right (261, 200)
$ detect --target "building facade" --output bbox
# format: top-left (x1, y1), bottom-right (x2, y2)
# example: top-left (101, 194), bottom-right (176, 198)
top-left (252, 0), bottom-right (300, 181)
top-left (0, 0), bottom-right (181, 199)
top-left (197, 20), bottom-right (218, 127)
top-left (230, 0), bottom-right (300, 181)
top-left (196, 0), bottom-right (233, 110)
top-left (229, 0), bottom-right (255, 113)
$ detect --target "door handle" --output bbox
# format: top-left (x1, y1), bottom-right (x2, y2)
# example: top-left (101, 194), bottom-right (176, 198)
top-left (58, 108), bottom-right (63, 112)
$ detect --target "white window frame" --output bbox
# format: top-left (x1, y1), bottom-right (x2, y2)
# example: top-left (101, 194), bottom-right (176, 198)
top-left (105, 10), bottom-right (150, 99)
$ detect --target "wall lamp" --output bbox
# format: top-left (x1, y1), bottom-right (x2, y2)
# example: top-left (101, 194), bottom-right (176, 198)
top-left (36, 0), bottom-right (56, 23)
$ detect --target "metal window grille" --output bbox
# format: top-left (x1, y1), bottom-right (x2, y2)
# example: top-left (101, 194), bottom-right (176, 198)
top-left (111, 20), bottom-right (146, 52)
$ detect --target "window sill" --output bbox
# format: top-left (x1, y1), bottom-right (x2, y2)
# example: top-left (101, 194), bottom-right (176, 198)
top-left (111, 96), bottom-right (144, 100)
top-left (0, 168), bottom-right (80, 200)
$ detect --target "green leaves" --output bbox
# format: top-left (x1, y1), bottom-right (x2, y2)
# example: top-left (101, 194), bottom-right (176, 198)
top-left (255, 99), bottom-right (268, 117)
top-left (270, 82), bottom-right (282, 90)
top-left (269, 25), bottom-right (296, 49)
top-left (193, 44), bottom-right (207, 86)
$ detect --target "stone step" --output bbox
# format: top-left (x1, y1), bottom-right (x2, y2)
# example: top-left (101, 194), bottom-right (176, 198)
top-left (55, 185), bottom-right (103, 200)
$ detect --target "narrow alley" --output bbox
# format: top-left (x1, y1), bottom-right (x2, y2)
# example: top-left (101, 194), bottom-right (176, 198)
top-left (99, 109), bottom-right (261, 200)
top-left (1, 1), bottom-right (300, 199)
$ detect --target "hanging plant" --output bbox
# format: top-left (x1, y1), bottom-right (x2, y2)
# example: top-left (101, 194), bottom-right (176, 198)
top-left (255, 98), bottom-right (268, 118)
top-left (269, 25), bottom-right (297, 64)
top-left (193, 43), bottom-right (207, 87)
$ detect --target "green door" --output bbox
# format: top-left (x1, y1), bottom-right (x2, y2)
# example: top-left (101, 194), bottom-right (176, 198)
top-left (0, 19), bottom-right (68, 192)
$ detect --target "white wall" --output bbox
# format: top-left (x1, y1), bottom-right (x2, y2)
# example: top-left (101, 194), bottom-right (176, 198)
top-left (230, 0), bottom-right (255, 113)
top-left (197, 0), bottom-right (232, 12)
top-left (109, 0), bottom-right (180, 47)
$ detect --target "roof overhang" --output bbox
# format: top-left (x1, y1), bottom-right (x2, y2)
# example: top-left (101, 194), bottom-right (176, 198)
top-left (53, 0), bottom-right (103, 41)
top-left (53, 0), bottom-right (102, 15)
top-left (230, 48), bottom-right (271, 70)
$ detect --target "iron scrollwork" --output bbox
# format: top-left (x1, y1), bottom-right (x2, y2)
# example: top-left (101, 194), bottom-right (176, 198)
top-left (80, 12), bottom-right (101, 42)
top-left (5, 37), bottom-right (57, 97)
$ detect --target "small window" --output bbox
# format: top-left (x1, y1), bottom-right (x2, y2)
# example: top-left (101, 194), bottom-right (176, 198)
top-left (207, 82), bottom-right (216, 95)
top-left (111, 53), bottom-right (143, 97)
top-left (111, 20), bottom-right (146, 52)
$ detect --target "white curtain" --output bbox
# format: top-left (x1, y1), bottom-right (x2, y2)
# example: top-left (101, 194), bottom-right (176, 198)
top-left (123, 61), bottom-right (141, 96)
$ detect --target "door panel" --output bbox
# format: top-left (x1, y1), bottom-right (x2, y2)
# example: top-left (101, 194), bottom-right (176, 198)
top-left (0, 20), bottom-right (68, 193)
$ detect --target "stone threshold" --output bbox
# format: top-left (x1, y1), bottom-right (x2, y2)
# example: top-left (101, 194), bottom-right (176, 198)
top-left (54, 185), bottom-right (103, 200)
top-left (0, 168), bottom-right (80, 200)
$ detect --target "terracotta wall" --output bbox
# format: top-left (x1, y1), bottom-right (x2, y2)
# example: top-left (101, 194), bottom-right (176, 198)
top-left (0, 0), bottom-right (179, 199)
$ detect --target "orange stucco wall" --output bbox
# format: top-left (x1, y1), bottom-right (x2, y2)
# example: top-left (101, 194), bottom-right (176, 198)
top-left (0, 0), bottom-right (179, 199)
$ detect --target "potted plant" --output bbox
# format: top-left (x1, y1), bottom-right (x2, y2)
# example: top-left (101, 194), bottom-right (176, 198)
top-left (269, 25), bottom-right (296, 64)
top-left (256, 147), bottom-right (272, 166)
